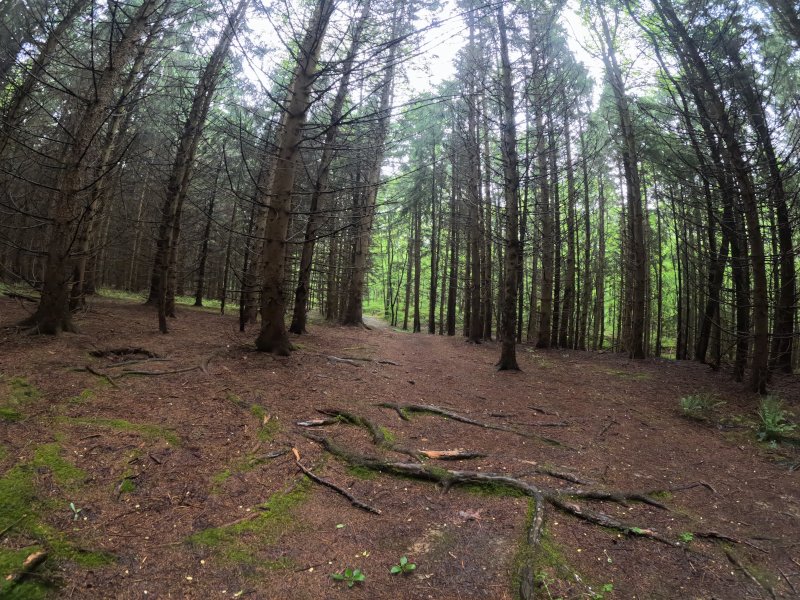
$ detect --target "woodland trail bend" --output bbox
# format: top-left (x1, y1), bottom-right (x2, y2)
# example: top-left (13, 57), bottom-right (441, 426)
top-left (0, 297), bottom-right (798, 599)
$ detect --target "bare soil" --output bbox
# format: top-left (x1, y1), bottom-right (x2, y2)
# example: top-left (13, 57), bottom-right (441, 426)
top-left (1, 296), bottom-right (799, 599)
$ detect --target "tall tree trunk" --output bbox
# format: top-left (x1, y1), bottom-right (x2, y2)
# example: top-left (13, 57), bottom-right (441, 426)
top-left (558, 104), bottom-right (576, 349)
top-left (289, 0), bottom-right (369, 333)
top-left (592, 178), bottom-right (606, 350)
top-left (446, 163), bottom-right (458, 336)
top-left (194, 169), bottom-right (219, 306)
top-left (255, 0), bottom-right (334, 353)
top-left (150, 0), bottom-right (249, 333)
top-left (428, 142), bottom-right (440, 334)
top-left (21, 0), bottom-right (162, 334)
top-left (495, 4), bottom-right (520, 371)
top-left (535, 101), bottom-right (553, 349)
top-left (596, 2), bottom-right (647, 359)
top-left (653, 0), bottom-right (769, 391)
top-left (341, 3), bottom-right (404, 326)
top-left (577, 124), bottom-right (592, 350)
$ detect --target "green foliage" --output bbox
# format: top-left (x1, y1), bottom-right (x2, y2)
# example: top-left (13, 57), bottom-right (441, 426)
top-left (331, 567), bottom-right (366, 588)
top-left (757, 396), bottom-right (796, 442)
top-left (390, 555), bottom-right (416, 574)
top-left (679, 393), bottom-right (723, 420)
top-left (679, 532), bottom-right (694, 544)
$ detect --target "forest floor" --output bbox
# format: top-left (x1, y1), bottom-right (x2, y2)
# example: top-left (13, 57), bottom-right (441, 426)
top-left (1, 295), bottom-right (799, 600)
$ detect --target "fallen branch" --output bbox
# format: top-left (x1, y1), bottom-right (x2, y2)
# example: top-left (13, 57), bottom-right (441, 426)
top-left (4, 291), bottom-right (38, 302)
top-left (419, 450), bottom-right (486, 460)
top-left (85, 365), bottom-right (118, 387)
top-left (326, 356), bottom-right (362, 367)
top-left (4, 550), bottom-right (47, 584)
top-left (292, 448), bottom-right (380, 515)
top-left (377, 402), bottom-right (563, 446)
top-left (119, 365), bottom-right (203, 377)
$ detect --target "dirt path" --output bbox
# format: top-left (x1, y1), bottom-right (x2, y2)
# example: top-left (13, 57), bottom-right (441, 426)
top-left (1, 297), bottom-right (798, 599)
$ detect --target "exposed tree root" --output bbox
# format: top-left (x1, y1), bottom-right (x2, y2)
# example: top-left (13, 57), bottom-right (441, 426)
top-left (316, 408), bottom-right (422, 461)
top-left (377, 402), bottom-right (563, 446)
top-left (305, 434), bottom-right (675, 535)
top-left (724, 547), bottom-right (777, 599)
top-left (292, 448), bottom-right (381, 514)
top-left (85, 365), bottom-right (118, 387)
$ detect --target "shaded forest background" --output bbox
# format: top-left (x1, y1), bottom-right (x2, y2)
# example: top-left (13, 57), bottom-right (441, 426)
top-left (2, 0), bottom-right (800, 393)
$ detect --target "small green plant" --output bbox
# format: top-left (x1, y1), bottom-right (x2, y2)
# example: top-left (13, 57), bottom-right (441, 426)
top-left (69, 502), bottom-right (82, 521)
top-left (679, 532), bottom-right (694, 543)
top-left (757, 396), bottom-right (796, 442)
top-left (679, 393), bottom-right (722, 420)
top-left (590, 582), bottom-right (614, 599)
top-left (331, 567), bottom-right (365, 588)
top-left (390, 555), bottom-right (416, 574)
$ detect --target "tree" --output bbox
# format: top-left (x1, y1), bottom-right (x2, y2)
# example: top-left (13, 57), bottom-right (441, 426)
top-left (255, 0), bottom-right (335, 353)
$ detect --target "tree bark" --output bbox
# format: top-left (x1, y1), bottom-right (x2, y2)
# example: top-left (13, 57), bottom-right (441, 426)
top-left (495, 4), bottom-right (521, 371)
top-left (255, 0), bottom-right (335, 353)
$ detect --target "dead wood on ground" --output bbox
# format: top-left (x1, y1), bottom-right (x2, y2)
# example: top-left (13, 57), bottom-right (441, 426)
top-left (377, 402), bottom-right (563, 446)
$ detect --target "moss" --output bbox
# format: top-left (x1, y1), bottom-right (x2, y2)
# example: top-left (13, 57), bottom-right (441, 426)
top-left (379, 426), bottom-right (396, 444)
top-left (346, 465), bottom-right (377, 480)
top-left (0, 545), bottom-right (52, 599)
top-left (57, 417), bottom-right (179, 446)
top-left (8, 377), bottom-right (41, 403)
top-left (32, 444), bottom-right (85, 487)
top-left (0, 376), bottom-right (41, 421)
top-left (249, 404), bottom-right (280, 441)
top-left (0, 407), bottom-right (23, 421)
top-left (463, 481), bottom-right (526, 498)
top-left (0, 465), bottom-right (36, 531)
top-left (190, 480), bottom-right (310, 563)
top-left (68, 389), bottom-right (95, 404)
top-left (118, 479), bottom-right (136, 494)
top-left (0, 446), bottom-right (114, 596)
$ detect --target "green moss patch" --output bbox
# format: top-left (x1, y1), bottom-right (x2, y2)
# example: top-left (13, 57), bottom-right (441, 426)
top-left (0, 444), bottom-right (114, 597)
top-left (57, 417), bottom-right (179, 446)
top-left (0, 376), bottom-right (41, 421)
top-left (189, 480), bottom-right (310, 565)
top-left (251, 404), bottom-right (280, 441)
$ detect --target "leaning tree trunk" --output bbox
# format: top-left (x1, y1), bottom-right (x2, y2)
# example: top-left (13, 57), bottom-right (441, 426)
top-left (21, 0), bottom-right (161, 334)
top-left (255, 0), bottom-right (335, 353)
top-left (495, 4), bottom-right (521, 372)
top-left (288, 0), bottom-right (369, 334)
top-left (149, 0), bottom-right (249, 333)
top-left (653, 0), bottom-right (769, 391)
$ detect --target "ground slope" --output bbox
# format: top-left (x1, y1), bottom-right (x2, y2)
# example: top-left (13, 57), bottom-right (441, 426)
top-left (0, 296), bottom-right (798, 599)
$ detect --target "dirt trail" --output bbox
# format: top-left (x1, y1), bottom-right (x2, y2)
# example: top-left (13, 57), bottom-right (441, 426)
top-left (1, 297), bottom-right (798, 599)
